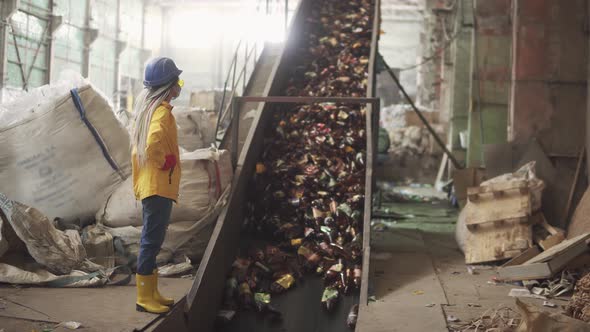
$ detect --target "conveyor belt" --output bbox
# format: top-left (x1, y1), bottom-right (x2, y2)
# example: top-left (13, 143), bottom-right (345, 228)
top-left (149, 1), bottom-right (381, 331)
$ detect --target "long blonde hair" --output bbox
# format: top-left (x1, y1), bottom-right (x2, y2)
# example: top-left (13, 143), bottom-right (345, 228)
top-left (132, 81), bottom-right (175, 165)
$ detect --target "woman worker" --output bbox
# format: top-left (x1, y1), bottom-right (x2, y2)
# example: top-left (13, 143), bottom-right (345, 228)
top-left (132, 57), bottom-right (183, 314)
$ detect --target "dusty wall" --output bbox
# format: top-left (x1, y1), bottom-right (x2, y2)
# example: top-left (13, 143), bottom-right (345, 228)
top-left (510, 0), bottom-right (588, 156)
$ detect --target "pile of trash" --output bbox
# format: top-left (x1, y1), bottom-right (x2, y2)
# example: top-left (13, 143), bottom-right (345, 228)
top-left (0, 75), bottom-right (232, 286)
top-left (378, 103), bottom-right (443, 158)
top-left (218, 0), bottom-right (373, 327)
top-left (454, 158), bottom-right (590, 327)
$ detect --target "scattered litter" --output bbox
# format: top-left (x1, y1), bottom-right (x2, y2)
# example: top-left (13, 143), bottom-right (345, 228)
top-left (181, 274), bottom-right (194, 279)
top-left (452, 271), bottom-right (461, 275)
top-left (446, 315), bottom-right (460, 322)
top-left (157, 256), bottom-right (192, 277)
top-left (368, 296), bottom-right (377, 302)
top-left (370, 220), bottom-right (398, 232)
top-left (425, 303), bottom-right (436, 307)
top-left (544, 270), bottom-right (576, 297)
top-left (217, 310), bottom-right (236, 323)
top-left (448, 306), bottom-right (520, 332)
top-left (371, 222), bottom-right (386, 232)
top-left (508, 288), bottom-right (547, 300)
top-left (522, 279), bottom-right (540, 290)
top-left (542, 301), bottom-right (557, 308)
top-left (412, 290), bottom-right (424, 296)
top-left (466, 265), bottom-right (494, 275)
top-left (467, 303), bottom-right (481, 308)
top-left (487, 279), bottom-right (502, 286)
top-left (56, 321), bottom-right (82, 330)
top-left (531, 287), bottom-right (547, 296)
top-left (508, 288), bottom-right (546, 300)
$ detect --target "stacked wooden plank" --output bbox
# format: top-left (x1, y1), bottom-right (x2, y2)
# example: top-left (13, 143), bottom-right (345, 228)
top-left (464, 179), bottom-right (534, 264)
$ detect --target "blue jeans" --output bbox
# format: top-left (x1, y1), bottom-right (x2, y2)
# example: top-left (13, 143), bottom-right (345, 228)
top-left (137, 195), bottom-right (173, 275)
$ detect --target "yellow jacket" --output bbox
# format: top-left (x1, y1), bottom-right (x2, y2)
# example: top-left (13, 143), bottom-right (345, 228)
top-left (132, 101), bottom-right (181, 201)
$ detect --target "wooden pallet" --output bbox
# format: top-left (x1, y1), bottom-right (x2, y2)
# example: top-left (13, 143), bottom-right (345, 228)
top-left (465, 180), bottom-right (532, 231)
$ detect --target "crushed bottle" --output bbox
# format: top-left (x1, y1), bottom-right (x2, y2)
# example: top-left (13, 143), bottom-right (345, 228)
top-left (219, 0), bottom-right (374, 322)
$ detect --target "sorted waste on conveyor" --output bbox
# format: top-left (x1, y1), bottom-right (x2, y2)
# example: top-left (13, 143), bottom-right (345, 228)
top-left (218, 0), bottom-right (374, 329)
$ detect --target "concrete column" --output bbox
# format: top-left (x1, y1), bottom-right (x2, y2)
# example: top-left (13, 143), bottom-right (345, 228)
top-left (466, 0), bottom-right (512, 167)
top-left (447, 0), bottom-right (474, 167)
top-left (47, 0), bottom-right (63, 83)
top-left (0, 0), bottom-right (19, 101)
top-left (113, 0), bottom-right (127, 112)
top-left (82, 0), bottom-right (98, 78)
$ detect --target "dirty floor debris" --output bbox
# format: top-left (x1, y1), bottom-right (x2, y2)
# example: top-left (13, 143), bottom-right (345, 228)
top-left (0, 276), bottom-right (193, 332)
top-left (358, 187), bottom-right (564, 332)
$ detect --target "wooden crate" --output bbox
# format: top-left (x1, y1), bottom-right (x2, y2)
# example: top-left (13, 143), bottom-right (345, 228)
top-left (463, 180), bottom-right (534, 264)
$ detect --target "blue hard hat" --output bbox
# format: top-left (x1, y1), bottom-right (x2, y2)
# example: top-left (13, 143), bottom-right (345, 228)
top-left (143, 57), bottom-right (183, 87)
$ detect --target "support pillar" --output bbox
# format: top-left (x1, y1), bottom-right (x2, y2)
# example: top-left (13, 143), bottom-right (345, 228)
top-left (82, 0), bottom-right (98, 78)
top-left (447, 0), bottom-right (474, 168)
top-left (113, 0), bottom-right (127, 112)
top-left (0, 0), bottom-right (19, 101)
top-left (47, 1), bottom-right (63, 83)
top-left (466, 0), bottom-right (512, 167)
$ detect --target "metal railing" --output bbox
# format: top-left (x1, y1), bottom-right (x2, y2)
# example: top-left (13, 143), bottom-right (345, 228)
top-left (214, 40), bottom-right (263, 147)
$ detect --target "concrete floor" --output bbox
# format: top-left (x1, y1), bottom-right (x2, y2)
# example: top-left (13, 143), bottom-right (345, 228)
top-left (0, 276), bottom-right (193, 332)
top-left (358, 196), bottom-right (563, 332)
top-left (0, 190), bottom-right (565, 332)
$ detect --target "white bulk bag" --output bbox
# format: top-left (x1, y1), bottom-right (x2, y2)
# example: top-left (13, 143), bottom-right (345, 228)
top-left (174, 107), bottom-right (217, 152)
top-left (0, 83), bottom-right (131, 223)
top-left (96, 148), bottom-right (232, 227)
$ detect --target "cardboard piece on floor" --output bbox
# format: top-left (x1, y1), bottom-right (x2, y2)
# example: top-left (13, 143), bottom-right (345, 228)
top-left (527, 233), bottom-right (590, 264)
top-left (502, 246), bottom-right (541, 267)
top-left (498, 233), bottom-right (590, 280)
top-left (484, 143), bottom-right (514, 178)
top-left (539, 233), bottom-right (566, 251)
top-left (536, 214), bottom-right (566, 250)
top-left (568, 188), bottom-right (590, 239)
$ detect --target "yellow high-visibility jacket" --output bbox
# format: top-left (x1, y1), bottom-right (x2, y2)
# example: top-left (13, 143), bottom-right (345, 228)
top-left (132, 101), bottom-right (181, 201)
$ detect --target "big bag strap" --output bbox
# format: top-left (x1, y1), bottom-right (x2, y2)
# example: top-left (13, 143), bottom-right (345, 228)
top-left (70, 88), bottom-right (124, 179)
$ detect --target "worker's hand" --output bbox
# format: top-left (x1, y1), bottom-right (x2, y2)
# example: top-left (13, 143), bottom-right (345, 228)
top-left (161, 154), bottom-right (177, 170)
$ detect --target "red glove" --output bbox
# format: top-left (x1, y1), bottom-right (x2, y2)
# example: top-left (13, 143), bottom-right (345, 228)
top-left (161, 154), bottom-right (177, 170)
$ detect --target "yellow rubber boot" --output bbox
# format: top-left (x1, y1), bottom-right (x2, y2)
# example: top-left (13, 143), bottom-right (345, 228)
top-left (152, 269), bottom-right (174, 306)
top-left (136, 274), bottom-right (170, 314)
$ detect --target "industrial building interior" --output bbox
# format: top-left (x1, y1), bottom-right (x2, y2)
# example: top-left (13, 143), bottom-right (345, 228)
top-left (1, 0), bottom-right (590, 331)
